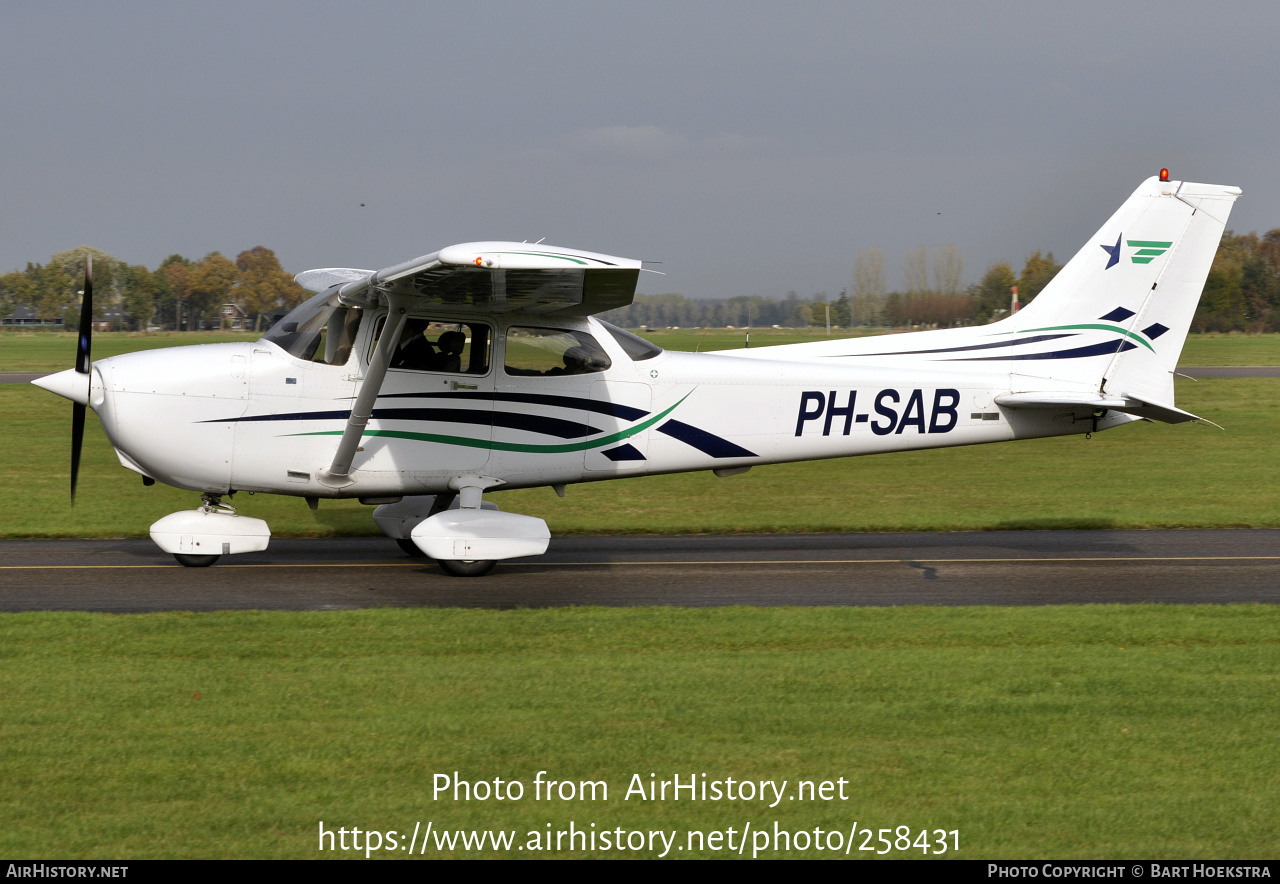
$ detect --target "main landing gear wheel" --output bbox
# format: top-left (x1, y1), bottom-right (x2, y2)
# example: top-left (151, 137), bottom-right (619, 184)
top-left (396, 538), bottom-right (428, 558)
top-left (173, 553), bottom-right (220, 568)
top-left (437, 559), bottom-right (496, 578)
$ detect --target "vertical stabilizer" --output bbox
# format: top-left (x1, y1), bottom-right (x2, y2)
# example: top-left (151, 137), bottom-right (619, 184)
top-left (708, 175), bottom-right (1240, 405)
top-left (1007, 176), bottom-right (1240, 402)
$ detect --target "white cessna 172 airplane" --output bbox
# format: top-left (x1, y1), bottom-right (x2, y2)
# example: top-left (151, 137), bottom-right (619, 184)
top-left (34, 172), bottom-right (1239, 575)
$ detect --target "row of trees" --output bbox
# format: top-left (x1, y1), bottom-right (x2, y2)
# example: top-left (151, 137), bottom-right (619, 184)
top-left (840, 231), bottom-right (1280, 332)
top-left (600, 292), bottom-right (841, 330)
top-left (604, 230), bottom-right (1279, 333)
top-left (601, 247), bottom-right (1064, 330)
top-left (1193, 230), bottom-right (1280, 332)
top-left (0, 246), bottom-right (308, 331)
top-left (7, 229), bottom-right (1275, 333)
top-left (846, 245), bottom-right (1063, 328)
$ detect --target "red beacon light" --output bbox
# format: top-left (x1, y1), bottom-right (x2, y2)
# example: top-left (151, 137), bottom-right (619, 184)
top-left (1159, 168), bottom-right (1170, 182)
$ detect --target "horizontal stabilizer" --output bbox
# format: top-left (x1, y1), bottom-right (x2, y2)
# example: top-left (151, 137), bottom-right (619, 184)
top-left (995, 391), bottom-right (1217, 426)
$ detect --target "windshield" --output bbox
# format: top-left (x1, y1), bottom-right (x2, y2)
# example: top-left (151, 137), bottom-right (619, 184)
top-left (260, 291), bottom-right (362, 365)
top-left (598, 320), bottom-right (663, 361)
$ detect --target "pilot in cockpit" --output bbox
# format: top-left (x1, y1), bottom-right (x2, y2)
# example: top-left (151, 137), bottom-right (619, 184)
top-left (390, 319), bottom-right (433, 370)
top-left (546, 346), bottom-right (588, 376)
top-left (434, 330), bottom-right (465, 373)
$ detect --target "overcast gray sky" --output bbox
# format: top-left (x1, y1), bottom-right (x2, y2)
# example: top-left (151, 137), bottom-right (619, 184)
top-left (2, 1), bottom-right (1276, 299)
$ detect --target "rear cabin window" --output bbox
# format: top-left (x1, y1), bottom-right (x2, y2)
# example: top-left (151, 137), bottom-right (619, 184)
top-left (503, 327), bottom-right (612, 377)
top-left (371, 316), bottom-right (491, 375)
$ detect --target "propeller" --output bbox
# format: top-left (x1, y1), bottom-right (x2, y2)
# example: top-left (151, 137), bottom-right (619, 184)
top-left (70, 257), bottom-right (93, 502)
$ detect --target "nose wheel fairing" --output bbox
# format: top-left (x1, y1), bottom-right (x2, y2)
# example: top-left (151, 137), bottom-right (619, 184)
top-left (150, 496), bottom-right (270, 567)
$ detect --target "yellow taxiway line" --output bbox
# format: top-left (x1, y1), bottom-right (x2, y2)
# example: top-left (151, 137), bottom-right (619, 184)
top-left (4, 555), bottom-right (1280, 570)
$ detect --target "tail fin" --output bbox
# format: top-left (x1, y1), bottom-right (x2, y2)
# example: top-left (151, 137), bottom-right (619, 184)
top-left (715, 174), bottom-right (1239, 415)
top-left (1008, 176), bottom-right (1240, 403)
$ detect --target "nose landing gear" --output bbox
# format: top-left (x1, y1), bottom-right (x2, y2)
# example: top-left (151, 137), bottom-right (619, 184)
top-left (150, 493), bottom-right (271, 567)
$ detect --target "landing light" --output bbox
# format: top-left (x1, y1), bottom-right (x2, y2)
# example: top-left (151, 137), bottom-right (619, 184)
top-left (1159, 168), bottom-right (1170, 182)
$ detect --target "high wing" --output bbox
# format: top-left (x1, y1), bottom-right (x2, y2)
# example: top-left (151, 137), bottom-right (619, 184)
top-left (295, 241), bottom-right (642, 316)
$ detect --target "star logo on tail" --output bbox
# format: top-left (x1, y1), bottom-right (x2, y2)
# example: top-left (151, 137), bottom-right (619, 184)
top-left (1100, 233), bottom-right (1122, 269)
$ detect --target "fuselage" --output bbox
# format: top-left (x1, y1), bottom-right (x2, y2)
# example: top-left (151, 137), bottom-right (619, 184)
top-left (86, 312), bottom-right (1132, 499)
top-left (30, 179), bottom-right (1237, 572)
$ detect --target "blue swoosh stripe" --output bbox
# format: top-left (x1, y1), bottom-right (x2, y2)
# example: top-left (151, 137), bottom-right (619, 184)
top-left (206, 407), bottom-right (599, 439)
top-left (951, 340), bottom-right (1137, 361)
top-left (213, 409), bottom-right (353, 422)
top-left (828, 333), bottom-right (1075, 358)
top-left (378, 407), bottom-right (594, 439)
top-left (658, 420), bottom-right (756, 458)
top-left (377, 390), bottom-right (649, 421)
top-left (602, 443), bottom-right (646, 462)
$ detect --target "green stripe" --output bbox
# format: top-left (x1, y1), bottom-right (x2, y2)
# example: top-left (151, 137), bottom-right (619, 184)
top-left (1134, 248), bottom-right (1167, 256)
top-left (493, 251), bottom-right (591, 265)
top-left (1019, 324), bottom-right (1156, 352)
top-left (1126, 240), bottom-right (1173, 248)
top-left (285, 394), bottom-right (690, 454)
top-left (1132, 257), bottom-right (1155, 265)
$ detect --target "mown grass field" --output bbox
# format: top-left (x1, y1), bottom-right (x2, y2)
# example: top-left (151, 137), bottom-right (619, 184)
top-left (1, 605), bottom-right (1277, 859)
top-left (4, 377), bottom-right (1279, 538)
top-left (4, 331), bottom-right (1280, 860)
top-left (0, 330), bottom-right (260, 372)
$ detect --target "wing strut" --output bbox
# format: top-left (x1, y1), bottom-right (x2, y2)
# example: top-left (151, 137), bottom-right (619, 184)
top-left (318, 297), bottom-right (409, 488)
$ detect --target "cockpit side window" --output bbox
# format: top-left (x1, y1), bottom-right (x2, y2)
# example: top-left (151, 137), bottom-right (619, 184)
top-left (260, 291), bottom-right (362, 365)
top-left (370, 316), bottom-right (491, 375)
top-left (503, 327), bottom-right (612, 377)
top-left (598, 320), bottom-right (663, 361)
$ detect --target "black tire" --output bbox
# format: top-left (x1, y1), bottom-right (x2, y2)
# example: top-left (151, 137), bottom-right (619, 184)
top-left (437, 559), bottom-right (497, 578)
top-left (396, 538), bottom-right (427, 557)
top-left (174, 553), bottom-right (220, 568)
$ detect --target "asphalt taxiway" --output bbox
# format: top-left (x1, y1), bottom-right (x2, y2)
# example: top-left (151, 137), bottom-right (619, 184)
top-left (2, 529), bottom-right (1279, 612)
top-left (1, 372), bottom-right (48, 384)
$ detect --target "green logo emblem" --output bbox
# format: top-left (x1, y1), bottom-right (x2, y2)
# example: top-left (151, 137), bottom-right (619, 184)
top-left (1127, 240), bottom-right (1172, 264)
